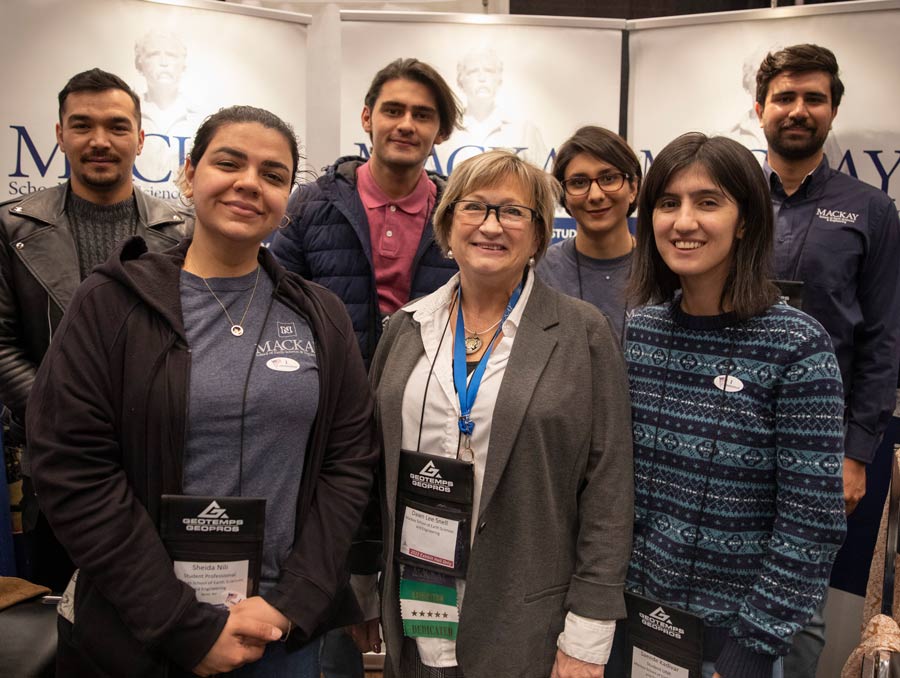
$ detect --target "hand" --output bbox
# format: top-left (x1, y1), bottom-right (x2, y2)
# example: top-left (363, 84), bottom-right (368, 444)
top-left (230, 596), bottom-right (292, 637)
top-left (550, 649), bottom-right (604, 678)
top-left (347, 618), bottom-right (382, 653)
top-left (713, 673), bottom-right (722, 678)
top-left (193, 610), bottom-right (282, 676)
top-left (844, 457), bottom-right (867, 515)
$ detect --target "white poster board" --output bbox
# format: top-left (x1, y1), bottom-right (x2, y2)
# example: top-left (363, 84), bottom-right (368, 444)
top-left (1, 0), bottom-right (308, 200)
top-left (629, 4), bottom-right (900, 205)
top-left (340, 13), bottom-right (624, 177)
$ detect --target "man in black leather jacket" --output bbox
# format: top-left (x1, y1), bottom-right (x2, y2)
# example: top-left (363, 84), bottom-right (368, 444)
top-left (0, 68), bottom-right (191, 590)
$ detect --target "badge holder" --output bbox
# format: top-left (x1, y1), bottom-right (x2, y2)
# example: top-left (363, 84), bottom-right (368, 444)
top-left (624, 591), bottom-right (704, 678)
top-left (160, 495), bottom-right (265, 609)
top-left (396, 449), bottom-right (474, 640)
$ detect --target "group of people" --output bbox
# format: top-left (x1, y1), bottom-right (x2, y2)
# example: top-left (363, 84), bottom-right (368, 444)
top-left (1, 41), bottom-right (898, 678)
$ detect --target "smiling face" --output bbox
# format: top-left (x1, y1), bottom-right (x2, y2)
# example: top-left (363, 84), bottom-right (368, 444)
top-left (563, 152), bottom-right (637, 240)
top-left (755, 70), bottom-right (837, 162)
top-left (56, 89), bottom-right (144, 204)
top-left (361, 77), bottom-right (445, 173)
top-left (449, 178), bottom-right (538, 292)
top-left (652, 163), bottom-right (742, 301)
top-left (184, 122), bottom-right (293, 249)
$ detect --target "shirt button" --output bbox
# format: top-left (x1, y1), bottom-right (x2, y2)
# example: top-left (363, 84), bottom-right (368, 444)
top-left (389, 205), bottom-right (397, 212)
top-left (386, 230), bottom-right (393, 238)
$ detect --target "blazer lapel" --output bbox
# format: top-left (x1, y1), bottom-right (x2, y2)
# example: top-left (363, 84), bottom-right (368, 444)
top-left (377, 317), bottom-right (426, 522)
top-left (478, 279), bottom-right (559, 520)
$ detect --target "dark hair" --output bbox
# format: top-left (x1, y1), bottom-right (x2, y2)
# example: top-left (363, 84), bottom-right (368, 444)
top-left (552, 126), bottom-right (642, 217)
top-left (364, 58), bottom-right (462, 141)
top-left (58, 68), bottom-right (141, 124)
top-left (186, 105), bottom-right (301, 181)
top-left (756, 44), bottom-right (844, 108)
top-left (629, 133), bottom-right (779, 320)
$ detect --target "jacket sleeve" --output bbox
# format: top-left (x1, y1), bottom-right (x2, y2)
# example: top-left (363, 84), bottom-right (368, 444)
top-left (844, 198), bottom-right (900, 463)
top-left (565, 310), bottom-right (634, 621)
top-left (263, 292), bottom-right (377, 638)
top-left (270, 186), bottom-right (313, 278)
top-left (26, 279), bottom-right (226, 671)
top-left (0, 232), bottom-right (36, 420)
top-left (717, 320), bottom-right (846, 676)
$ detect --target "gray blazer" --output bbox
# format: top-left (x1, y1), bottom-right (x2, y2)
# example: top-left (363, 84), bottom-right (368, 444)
top-left (371, 276), bottom-right (634, 678)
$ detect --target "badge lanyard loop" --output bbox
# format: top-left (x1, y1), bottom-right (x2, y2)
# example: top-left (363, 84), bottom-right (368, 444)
top-left (452, 281), bottom-right (524, 461)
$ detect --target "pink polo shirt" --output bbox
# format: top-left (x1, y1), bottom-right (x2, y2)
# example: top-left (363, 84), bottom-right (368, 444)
top-left (356, 161), bottom-right (436, 314)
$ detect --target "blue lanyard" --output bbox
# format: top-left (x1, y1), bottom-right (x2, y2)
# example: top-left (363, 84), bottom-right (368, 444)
top-left (452, 280), bottom-right (524, 442)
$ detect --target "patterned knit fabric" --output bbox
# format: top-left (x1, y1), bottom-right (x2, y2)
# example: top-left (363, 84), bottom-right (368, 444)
top-left (67, 191), bottom-right (138, 280)
top-left (624, 301), bottom-right (846, 678)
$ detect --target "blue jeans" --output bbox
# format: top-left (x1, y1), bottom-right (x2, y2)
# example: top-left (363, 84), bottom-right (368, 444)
top-left (228, 638), bottom-right (320, 678)
top-left (702, 658), bottom-right (783, 678)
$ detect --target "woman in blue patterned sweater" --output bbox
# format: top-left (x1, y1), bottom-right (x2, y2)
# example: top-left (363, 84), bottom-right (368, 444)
top-left (619, 134), bottom-right (845, 678)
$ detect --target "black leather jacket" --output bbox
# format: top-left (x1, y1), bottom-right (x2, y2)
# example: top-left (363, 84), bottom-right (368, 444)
top-left (0, 183), bottom-right (191, 420)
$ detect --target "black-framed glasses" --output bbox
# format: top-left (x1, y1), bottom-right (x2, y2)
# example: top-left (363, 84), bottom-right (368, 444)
top-left (451, 200), bottom-right (538, 228)
top-left (561, 172), bottom-right (631, 196)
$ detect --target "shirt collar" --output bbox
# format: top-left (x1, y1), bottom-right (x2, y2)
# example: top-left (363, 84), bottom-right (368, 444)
top-left (764, 155), bottom-right (830, 199)
top-left (408, 267), bottom-right (535, 341)
top-left (356, 160), bottom-right (434, 214)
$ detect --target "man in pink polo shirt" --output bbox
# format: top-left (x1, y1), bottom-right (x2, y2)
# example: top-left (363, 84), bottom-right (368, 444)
top-left (270, 57), bottom-right (461, 678)
top-left (271, 58), bottom-right (461, 367)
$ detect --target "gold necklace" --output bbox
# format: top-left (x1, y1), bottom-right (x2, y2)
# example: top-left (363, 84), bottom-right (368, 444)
top-left (202, 266), bottom-right (261, 337)
top-left (461, 307), bottom-right (503, 355)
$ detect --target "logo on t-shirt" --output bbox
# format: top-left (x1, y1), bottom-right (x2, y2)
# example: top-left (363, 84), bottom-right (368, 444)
top-left (277, 322), bottom-right (297, 337)
top-left (816, 208), bottom-right (859, 224)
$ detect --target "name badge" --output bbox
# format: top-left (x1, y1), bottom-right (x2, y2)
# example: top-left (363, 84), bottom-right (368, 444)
top-left (160, 495), bottom-right (265, 608)
top-left (625, 591), bottom-right (704, 678)
top-left (396, 450), bottom-right (474, 578)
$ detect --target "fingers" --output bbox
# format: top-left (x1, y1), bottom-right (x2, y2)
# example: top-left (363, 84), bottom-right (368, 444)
top-left (231, 616), bottom-right (283, 644)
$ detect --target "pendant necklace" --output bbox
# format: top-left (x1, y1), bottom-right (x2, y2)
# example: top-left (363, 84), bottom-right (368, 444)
top-left (460, 308), bottom-right (502, 355)
top-left (202, 266), bottom-right (261, 337)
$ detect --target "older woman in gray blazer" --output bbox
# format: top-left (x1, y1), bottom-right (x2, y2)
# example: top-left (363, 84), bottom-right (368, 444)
top-left (368, 150), bottom-right (633, 678)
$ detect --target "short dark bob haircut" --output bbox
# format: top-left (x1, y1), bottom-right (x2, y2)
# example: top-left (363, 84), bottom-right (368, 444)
top-left (552, 126), bottom-right (642, 217)
top-left (58, 68), bottom-right (142, 125)
top-left (364, 58), bottom-right (462, 141)
top-left (629, 133), bottom-right (779, 320)
top-left (182, 105), bottom-right (301, 185)
top-left (756, 43), bottom-right (844, 109)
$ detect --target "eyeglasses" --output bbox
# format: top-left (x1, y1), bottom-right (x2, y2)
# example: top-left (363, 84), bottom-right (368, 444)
top-left (561, 172), bottom-right (631, 196)
top-left (451, 200), bottom-right (538, 228)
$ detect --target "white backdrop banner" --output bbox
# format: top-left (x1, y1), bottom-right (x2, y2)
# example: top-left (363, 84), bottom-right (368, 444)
top-left (629, 6), bottom-right (900, 206)
top-left (340, 14), bottom-right (623, 184)
top-left (1, 0), bottom-right (307, 200)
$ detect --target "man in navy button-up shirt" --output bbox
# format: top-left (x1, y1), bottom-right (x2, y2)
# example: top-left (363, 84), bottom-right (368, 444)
top-left (755, 43), bottom-right (900, 678)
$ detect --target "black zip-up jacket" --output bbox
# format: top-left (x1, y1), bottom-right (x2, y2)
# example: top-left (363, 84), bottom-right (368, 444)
top-left (27, 237), bottom-right (376, 677)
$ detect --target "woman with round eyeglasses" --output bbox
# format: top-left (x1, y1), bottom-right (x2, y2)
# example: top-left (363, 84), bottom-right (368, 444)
top-left (368, 150), bottom-right (634, 677)
top-left (536, 126), bottom-right (642, 341)
top-left (609, 134), bottom-right (845, 678)
top-left (27, 106), bottom-right (376, 678)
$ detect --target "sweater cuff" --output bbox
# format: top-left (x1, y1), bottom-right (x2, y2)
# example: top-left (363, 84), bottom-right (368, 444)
top-left (715, 639), bottom-right (776, 678)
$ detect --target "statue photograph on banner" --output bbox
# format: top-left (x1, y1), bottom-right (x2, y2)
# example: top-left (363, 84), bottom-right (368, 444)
top-left (339, 16), bottom-right (623, 181)
top-left (1, 0), bottom-right (307, 202)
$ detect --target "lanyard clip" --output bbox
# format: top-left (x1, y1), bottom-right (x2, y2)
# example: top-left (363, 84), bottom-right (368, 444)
top-left (458, 416), bottom-right (474, 437)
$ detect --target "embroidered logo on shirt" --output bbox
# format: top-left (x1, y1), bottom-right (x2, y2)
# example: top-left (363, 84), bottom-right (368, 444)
top-left (277, 322), bottom-right (297, 337)
top-left (816, 208), bottom-right (859, 224)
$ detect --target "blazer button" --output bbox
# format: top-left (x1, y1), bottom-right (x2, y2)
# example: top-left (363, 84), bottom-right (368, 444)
top-left (477, 521), bottom-right (487, 533)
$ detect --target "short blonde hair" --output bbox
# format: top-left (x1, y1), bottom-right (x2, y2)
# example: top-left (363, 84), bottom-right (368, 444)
top-left (432, 150), bottom-right (560, 262)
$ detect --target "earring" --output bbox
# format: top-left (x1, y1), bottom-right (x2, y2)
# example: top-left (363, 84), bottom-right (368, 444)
top-left (528, 256), bottom-right (536, 267)
top-left (279, 214), bottom-right (291, 230)
top-left (178, 192), bottom-right (193, 208)
top-left (446, 249), bottom-right (454, 260)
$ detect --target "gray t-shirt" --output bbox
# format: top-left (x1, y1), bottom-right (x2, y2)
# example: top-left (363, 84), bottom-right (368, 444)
top-left (180, 268), bottom-right (319, 590)
top-left (536, 237), bottom-right (632, 341)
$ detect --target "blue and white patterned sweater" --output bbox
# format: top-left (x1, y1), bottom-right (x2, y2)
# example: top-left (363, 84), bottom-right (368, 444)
top-left (624, 301), bottom-right (846, 678)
